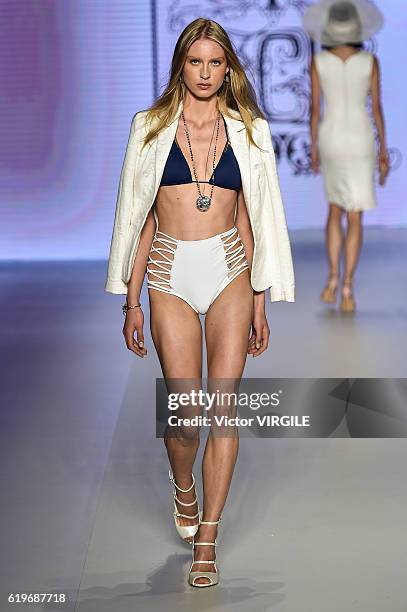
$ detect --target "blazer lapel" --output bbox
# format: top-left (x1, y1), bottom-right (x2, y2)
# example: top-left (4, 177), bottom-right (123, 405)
top-left (223, 112), bottom-right (251, 208)
top-left (154, 102), bottom-right (183, 191)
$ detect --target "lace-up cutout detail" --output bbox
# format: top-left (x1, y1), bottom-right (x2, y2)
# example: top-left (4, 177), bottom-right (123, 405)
top-left (146, 224), bottom-right (250, 314)
top-left (219, 226), bottom-right (250, 280)
top-left (146, 231), bottom-right (178, 293)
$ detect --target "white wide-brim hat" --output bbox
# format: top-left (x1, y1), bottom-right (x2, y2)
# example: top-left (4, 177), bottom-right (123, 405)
top-left (303, 0), bottom-right (384, 46)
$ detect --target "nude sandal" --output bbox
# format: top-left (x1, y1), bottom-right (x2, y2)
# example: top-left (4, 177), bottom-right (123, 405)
top-left (340, 280), bottom-right (356, 313)
top-left (320, 272), bottom-right (339, 303)
top-left (188, 518), bottom-right (221, 587)
top-left (168, 469), bottom-right (201, 543)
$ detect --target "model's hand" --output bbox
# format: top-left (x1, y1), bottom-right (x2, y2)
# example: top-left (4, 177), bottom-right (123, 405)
top-left (311, 147), bottom-right (320, 174)
top-left (378, 148), bottom-right (389, 186)
top-left (247, 311), bottom-right (270, 357)
top-left (123, 308), bottom-right (148, 357)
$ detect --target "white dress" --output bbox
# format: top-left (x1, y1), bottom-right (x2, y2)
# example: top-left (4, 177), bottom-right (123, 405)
top-left (315, 49), bottom-right (377, 211)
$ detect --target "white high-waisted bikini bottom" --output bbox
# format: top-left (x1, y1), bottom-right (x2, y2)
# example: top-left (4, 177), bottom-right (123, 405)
top-left (146, 224), bottom-right (250, 315)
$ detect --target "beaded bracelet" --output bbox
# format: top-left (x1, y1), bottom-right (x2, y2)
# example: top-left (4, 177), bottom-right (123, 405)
top-left (122, 303), bottom-right (141, 316)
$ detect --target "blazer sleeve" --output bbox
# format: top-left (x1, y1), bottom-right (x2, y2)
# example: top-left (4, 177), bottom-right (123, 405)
top-left (104, 113), bottom-right (139, 294)
top-left (260, 119), bottom-right (295, 302)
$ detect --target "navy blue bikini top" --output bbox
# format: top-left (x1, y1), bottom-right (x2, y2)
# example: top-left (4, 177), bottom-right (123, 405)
top-left (160, 115), bottom-right (241, 192)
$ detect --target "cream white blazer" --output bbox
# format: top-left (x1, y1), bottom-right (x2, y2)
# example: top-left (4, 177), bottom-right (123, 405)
top-left (104, 102), bottom-right (295, 302)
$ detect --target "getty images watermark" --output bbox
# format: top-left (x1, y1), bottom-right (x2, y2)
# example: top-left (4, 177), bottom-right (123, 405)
top-left (155, 378), bottom-right (407, 438)
top-left (165, 388), bottom-right (309, 429)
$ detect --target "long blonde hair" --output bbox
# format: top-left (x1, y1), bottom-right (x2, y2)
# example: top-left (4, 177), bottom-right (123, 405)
top-left (141, 17), bottom-right (266, 150)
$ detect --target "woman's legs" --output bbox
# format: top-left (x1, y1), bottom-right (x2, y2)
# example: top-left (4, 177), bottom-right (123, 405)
top-left (324, 202), bottom-right (345, 289)
top-left (322, 204), bottom-right (363, 310)
top-left (190, 269), bottom-right (253, 584)
top-left (149, 288), bottom-right (203, 543)
top-left (343, 210), bottom-right (363, 295)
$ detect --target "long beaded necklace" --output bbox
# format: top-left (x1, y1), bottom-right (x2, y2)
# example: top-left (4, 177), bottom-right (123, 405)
top-left (181, 110), bottom-right (220, 212)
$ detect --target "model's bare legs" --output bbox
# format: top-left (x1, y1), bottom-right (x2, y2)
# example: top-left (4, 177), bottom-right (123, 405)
top-left (343, 210), bottom-right (363, 298)
top-left (148, 284), bottom-right (203, 544)
top-left (321, 203), bottom-right (345, 298)
top-left (190, 268), bottom-right (253, 584)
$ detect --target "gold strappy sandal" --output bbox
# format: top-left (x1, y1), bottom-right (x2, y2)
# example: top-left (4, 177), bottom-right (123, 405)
top-left (188, 517), bottom-right (221, 588)
top-left (168, 469), bottom-right (201, 543)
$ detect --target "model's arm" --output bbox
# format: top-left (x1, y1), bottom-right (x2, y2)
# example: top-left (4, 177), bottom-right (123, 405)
top-left (126, 207), bottom-right (156, 306)
top-left (235, 188), bottom-right (265, 310)
top-left (105, 114), bottom-right (140, 294)
top-left (370, 55), bottom-right (389, 185)
top-left (122, 207), bottom-right (156, 358)
top-left (235, 188), bottom-right (253, 270)
top-left (258, 119), bottom-right (295, 303)
top-left (371, 56), bottom-right (387, 151)
top-left (235, 188), bottom-right (269, 355)
top-left (310, 55), bottom-right (321, 173)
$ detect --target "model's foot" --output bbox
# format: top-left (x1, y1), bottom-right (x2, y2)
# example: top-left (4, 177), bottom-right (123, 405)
top-left (174, 477), bottom-right (199, 544)
top-left (191, 522), bottom-right (218, 585)
top-left (340, 279), bottom-right (356, 313)
top-left (320, 272), bottom-right (340, 303)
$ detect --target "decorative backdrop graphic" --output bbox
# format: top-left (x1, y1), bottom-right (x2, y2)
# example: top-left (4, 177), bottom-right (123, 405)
top-left (0, 0), bottom-right (405, 261)
top-left (156, 0), bottom-right (401, 176)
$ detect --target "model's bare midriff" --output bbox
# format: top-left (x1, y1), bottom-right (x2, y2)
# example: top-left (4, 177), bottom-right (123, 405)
top-left (154, 185), bottom-right (237, 239)
top-left (153, 119), bottom-right (238, 240)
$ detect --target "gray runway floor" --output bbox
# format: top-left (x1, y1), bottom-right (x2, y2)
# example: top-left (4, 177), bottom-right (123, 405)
top-left (1, 227), bottom-right (406, 611)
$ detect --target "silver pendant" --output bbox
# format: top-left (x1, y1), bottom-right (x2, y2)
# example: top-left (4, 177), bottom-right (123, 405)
top-left (196, 195), bottom-right (211, 212)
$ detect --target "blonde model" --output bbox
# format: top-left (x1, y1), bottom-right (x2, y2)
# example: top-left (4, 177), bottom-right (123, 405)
top-left (105, 18), bottom-right (295, 587)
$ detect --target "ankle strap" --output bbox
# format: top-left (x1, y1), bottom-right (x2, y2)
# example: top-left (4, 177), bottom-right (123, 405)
top-left (168, 469), bottom-right (196, 493)
top-left (200, 518), bottom-right (221, 525)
